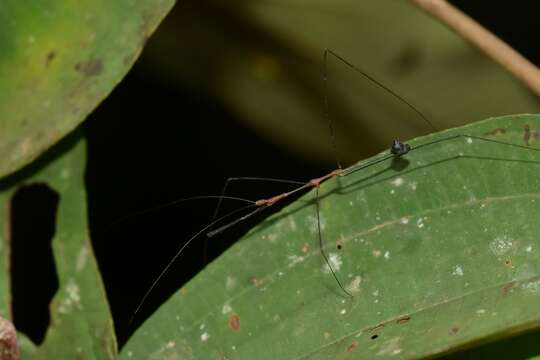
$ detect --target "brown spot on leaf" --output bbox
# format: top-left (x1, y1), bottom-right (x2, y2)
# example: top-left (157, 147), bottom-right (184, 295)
top-left (75, 58), bottom-right (103, 77)
top-left (449, 326), bottom-right (459, 335)
top-left (369, 324), bottom-right (384, 333)
top-left (45, 50), bottom-right (56, 67)
top-left (346, 341), bottom-right (358, 352)
top-left (229, 314), bottom-right (240, 331)
top-left (524, 125), bottom-right (531, 146)
top-left (520, 124), bottom-right (540, 145)
top-left (396, 315), bottom-right (411, 324)
top-left (504, 259), bottom-right (513, 268)
top-left (483, 128), bottom-right (506, 136)
top-left (0, 317), bottom-right (20, 360)
top-left (251, 276), bottom-right (266, 288)
top-left (502, 282), bottom-right (516, 296)
top-left (76, 349), bottom-right (83, 360)
top-left (301, 243), bottom-right (309, 254)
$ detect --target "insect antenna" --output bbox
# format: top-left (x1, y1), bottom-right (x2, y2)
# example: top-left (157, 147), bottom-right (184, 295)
top-left (323, 49), bottom-right (438, 134)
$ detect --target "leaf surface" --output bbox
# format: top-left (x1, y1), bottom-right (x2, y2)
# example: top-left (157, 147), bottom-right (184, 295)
top-left (0, 0), bottom-right (174, 178)
top-left (123, 115), bottom-right (540, 359)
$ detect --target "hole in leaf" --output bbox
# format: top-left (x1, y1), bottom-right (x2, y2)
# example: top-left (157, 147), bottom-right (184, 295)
top-left (337, 244), bottom-right (342, 250)
top-left (10, 183), bottom-right (60, 345)
top-left (371, 334), bottom-right (379, 340)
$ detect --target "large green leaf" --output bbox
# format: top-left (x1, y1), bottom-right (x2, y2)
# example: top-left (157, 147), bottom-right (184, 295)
top-left (122, 114), bottom-right (540, 359)
top-left (0, 0), bottom-right (174, 178)
top-left (0, 133), bottom-right (116, 358)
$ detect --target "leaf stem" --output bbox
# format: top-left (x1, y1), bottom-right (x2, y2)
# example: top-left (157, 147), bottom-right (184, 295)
top-left (409, 0), bottom-right (540, 96)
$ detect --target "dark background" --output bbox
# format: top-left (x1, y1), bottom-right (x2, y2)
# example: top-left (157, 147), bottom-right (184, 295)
top-left (76, 0), bottom-right (540, 351)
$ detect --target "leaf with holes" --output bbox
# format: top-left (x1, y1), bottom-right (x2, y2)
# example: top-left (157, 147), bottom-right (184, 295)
top-left (0, 132), bottom-right (116, 358)
top-left (0, 0), bottom-right (174, 178)
top-left (121, 114), bottom-right (540, 359)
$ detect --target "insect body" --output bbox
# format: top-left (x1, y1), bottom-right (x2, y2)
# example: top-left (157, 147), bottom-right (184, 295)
top-left (121, 48), bottom-right (540, 359)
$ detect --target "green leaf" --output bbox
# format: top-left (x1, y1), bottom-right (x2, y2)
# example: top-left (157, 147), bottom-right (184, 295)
top-left (0, 0), bottom-right (174, 178)
top-left (0, 133), bottom-right (116, 358)
top-left (122, 114), bottom-right (540, 359)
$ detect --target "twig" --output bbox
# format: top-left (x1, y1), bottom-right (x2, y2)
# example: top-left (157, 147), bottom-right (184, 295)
top-left (410, 0), bottom-right (540, 97)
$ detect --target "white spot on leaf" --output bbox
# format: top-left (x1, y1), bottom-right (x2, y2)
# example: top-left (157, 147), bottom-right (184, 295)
top-left (76, 246), bottom-right (89, 272)
top-left (322, 253), bottom-right (342, 273)
top-left (287, 254), bottom-right (304, 267)
top-left (452, 265), bottom-right (464, 276)
top-left (57, 279), bottom-right (82, 314)
top-left (376, 337), bottom-right (402, 356)
top-left (222, 303), bottom-right (232, 315)
top-left (489, 235), bottom-right (513, 256)
top-left (391, 177), bottom-right (404, 187)
top-left (226, 276), bottom-right (237, 291)
top-left (522, 279), bottom-right (540, 293)
top-left (347, 276), bottom-right (362, 293)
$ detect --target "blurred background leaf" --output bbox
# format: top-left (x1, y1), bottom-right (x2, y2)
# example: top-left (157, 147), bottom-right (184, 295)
top-left (0, 0), bottom-right (174, 178)
top-left (138, 0), bottom-right (540, 165)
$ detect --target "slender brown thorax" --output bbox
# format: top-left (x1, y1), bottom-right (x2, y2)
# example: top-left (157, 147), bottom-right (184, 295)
top-left (254, 169), bottom-right (344, 207)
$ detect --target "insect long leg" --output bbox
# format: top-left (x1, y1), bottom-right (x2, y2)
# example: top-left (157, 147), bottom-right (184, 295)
top-left (130, 202), bottom-right (259, 324)
top-left (412, 133), bottom-right (540, 154)
top-left (315, 186), bottom-right (353, 297)
top-left (342, 133), bottom-right (540, 179)
top-left (103, 195), bottom-right (257, 235)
